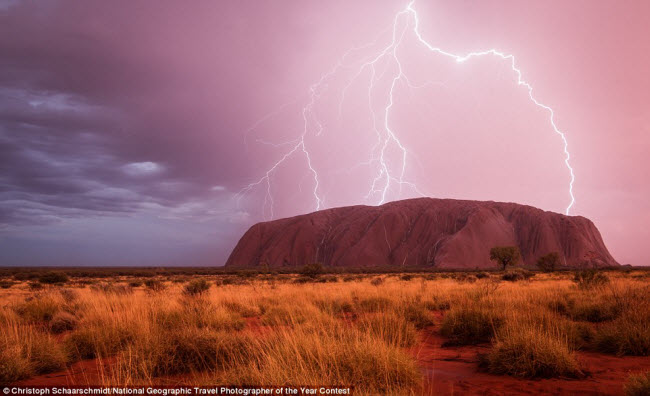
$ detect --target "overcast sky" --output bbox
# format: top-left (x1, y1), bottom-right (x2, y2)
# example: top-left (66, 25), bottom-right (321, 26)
top-left (1, 0), bottom-right (648, 266)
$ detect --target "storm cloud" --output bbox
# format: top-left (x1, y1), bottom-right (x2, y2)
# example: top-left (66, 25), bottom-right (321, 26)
top-left (1, 1), bottom-right (649, 266)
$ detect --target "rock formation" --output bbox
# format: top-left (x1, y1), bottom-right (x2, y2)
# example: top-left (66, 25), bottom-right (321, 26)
top-left (226, 198), bottom-right (619, 269)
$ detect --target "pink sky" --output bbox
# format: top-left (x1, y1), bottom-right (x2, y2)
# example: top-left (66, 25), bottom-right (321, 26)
top-left (0, 1), bottom-right (648, 266)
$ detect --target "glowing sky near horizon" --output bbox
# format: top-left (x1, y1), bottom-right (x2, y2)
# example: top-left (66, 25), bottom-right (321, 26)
top-left (0, 0), bottom-right (648, 266)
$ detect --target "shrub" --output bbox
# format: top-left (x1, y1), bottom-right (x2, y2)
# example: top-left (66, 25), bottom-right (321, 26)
top-left (65, 324), bottom-right (135, 360)
top-left (228, 327), bottom-right (422, 394)
top-left (14, 296), bottom-right (61, 323)
top-left (370, 277), bottom-right (384, 286)
top-left (173, 301), bottom-right (245, 331)
top-left (293, 276), bottom-right (313, 284)
top-left (321, 275), bottom-right (339, 283)
top-left (128, 280), bottom-right (143, 287)
top-left (0, 343), bottom-right (31, 384)
top-left (440, 306), bottom-right (503, 345)
top-left (463, 275), bottom-right (478, 283)
top-left (220, 277), bottom-right (242, 286)
top-left (401, 303), bottom-right (434, 329)
top-left (183, 279), bottom-right (211, 296)
top-left (593, 313), bottom-right (650, 356)
top-left (475, 272), bottom-right (489, 279)
top-left (537, 252), bottom-right (560, 272)
top-left (223, 301), bottom-right (261, 318)
top-left (13, 272), bottom-right (36, 281)
top-left (549, 294), bottom-right (621, 323)
top-left (59, 288), bottom-right (78, 303)
top-left (424, 297), bottom-right (451, 311)
top-left (0, 330), bottom-right (68, 380)
top-left (147, 329), bottom-right (256, 375)
top-left (300, 263), bottom-right (323, 278)
top-left (573, 270), bottom-right (609, 289)
top-left (50, 312), bottom-right (78, 334)
top-left (313, 299), bottom-right (355, 317)
top-left (570, 301), bottom-right (620, 322)
top-left (30, 332), bottom-right (68, 374)
top-left (0, 280), bottom-right (13, 289)
top-left (91, 282), bottom-right (133, 294)
top-left (38, 271), bottom-right (69, 284)
top-left (502, 268), bottom-right (534, 282)
top-left (482, 327), bottom-right (583, 378)
top-left (400, 274), bottom-right (414, 281)
top-left (563, 321), bottom-right (595, 350)
top-left (236, 270), bottom-right (258, 279)
top-left (625, 372), bottom-right (650, 396)
top-left (144, 279), bottom-right (166, 292)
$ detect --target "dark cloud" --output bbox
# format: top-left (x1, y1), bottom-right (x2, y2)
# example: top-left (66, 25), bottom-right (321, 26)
top-left (0, 1), bottom-right (259, 233)
top-left (1, 0), bottom-right (648, 267)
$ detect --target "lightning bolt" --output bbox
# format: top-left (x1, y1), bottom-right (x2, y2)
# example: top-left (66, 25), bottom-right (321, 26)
top-left (238, 1), bottom-right (576, 219)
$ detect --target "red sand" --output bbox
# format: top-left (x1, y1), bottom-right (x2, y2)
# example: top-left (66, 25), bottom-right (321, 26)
top-left (413, 322), bottom-right (650, 395)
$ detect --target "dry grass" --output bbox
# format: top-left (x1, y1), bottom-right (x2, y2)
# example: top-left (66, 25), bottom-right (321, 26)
top-left (625, 371), bottom-right (650, 396)
top-left (482, 321), bottom-right (583, 378)
top-left (0, 271), bottom-right (648, 392)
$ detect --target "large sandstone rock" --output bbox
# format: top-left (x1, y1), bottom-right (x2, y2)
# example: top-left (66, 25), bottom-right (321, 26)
top-left (225, 198), bottom-right (618, 269)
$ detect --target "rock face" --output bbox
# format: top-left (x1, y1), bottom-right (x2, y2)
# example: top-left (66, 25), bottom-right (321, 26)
top-left (225, 198), bottom-right (619, 270)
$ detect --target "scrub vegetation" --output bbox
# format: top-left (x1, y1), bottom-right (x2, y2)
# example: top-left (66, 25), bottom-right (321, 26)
top-left (0, 269), bottom-right (649, 394)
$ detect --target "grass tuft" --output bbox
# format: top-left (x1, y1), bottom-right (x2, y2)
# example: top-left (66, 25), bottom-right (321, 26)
top-left (440, 306), bottom-right (502, 345)
top-left (482, 325), bottom-right (583, 378)
top-left (625, 372), bottom-right (650, 396)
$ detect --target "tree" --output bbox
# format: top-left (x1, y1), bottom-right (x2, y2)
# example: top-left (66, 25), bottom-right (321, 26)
top-left (489, 246), bottom-right (521, 270)
top-left (537, 252), bottom-right (560, 272)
